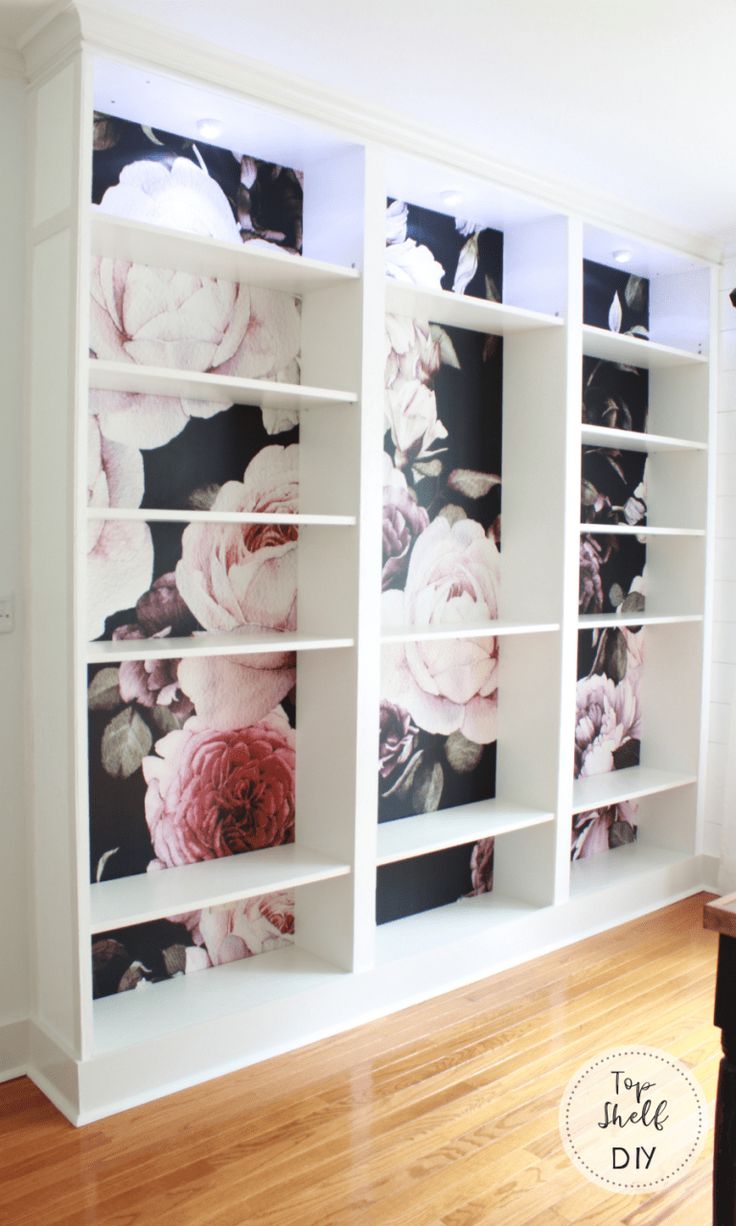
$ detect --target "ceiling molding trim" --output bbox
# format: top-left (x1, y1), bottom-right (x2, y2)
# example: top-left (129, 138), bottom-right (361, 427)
top-left (23, 1), bottom-right (724, 265)
top-left (19, 3), bottom-right (82, 85)
top-left (0, 44), bottom-right (26, 80)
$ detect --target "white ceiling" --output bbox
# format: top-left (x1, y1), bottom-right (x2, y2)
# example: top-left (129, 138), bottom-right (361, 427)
top-left (4, 0), bottom-right (736, 245)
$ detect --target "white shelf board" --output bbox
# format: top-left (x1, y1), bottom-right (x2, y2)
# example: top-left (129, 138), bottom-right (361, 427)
top-left (86, 508), bottom-right (356, 527)
top-left (92, 944), bottom-right (345, 1055)
top-left (571, 766), bottom-right (696, 815)
top-left (375, 892), bottom-right (545, 963)
top-left (381, 620), bottom-right (559, 644)
top-left (570, 842), bottom-right (691, 897)
top-left (376, 800), bottom-right (554, 867)
top-left (580, 523), bottom-right (704, 538)
top-left (89, 360), bottom-right (358, 409)
top-left (578, 613), bottom-right (703, 630)
top-left (88, 631), bottom-right (354, 663)
top-left (581, 424), bottom-right (707, 454)
top-left (90, 844), bottom-right (351, 933)
top-left (385, 280), bottom-right (562, 334)
top-left (91, 211), bottom-right (359, 292)
top-left (582, 325), bottom-right (706, 369)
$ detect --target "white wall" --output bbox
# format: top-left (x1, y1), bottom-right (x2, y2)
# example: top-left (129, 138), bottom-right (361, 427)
top-left (711, 255), bottom-right (736, 883)
top-left (0, 73), bottom-right (29, 1027)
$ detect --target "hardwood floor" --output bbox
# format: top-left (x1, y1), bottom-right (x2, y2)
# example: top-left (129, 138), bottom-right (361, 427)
top-left (0, 892), bottom-right (720, 1225)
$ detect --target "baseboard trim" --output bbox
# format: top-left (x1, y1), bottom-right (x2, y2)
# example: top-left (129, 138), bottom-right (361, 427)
top-left (26, 1022), bottom-right (80, 1124)
top-left (26, 1064), bottom-right (80, 1127)
top-left (0, 1018), bottom-right (28, 1082)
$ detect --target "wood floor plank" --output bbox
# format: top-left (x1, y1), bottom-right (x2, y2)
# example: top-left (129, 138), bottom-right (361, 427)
top-left (0, 892), bottom-right (719, 1225)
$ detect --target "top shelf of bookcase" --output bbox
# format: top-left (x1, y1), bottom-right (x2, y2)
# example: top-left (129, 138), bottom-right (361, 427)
top-left (582, 325), bottom-right (706, 369)
top-left (385, 281), bottom-right (563, 334)
top-left (90, 212), bottom-right (360, 293)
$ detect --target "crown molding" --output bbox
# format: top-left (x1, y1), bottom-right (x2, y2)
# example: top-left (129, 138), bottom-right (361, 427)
top-left (21, 1), bottom-right (724, 265)
top-left (0, 43), bottom-right (26, 79)
top-left (18, 1), bottom-right (80, 84)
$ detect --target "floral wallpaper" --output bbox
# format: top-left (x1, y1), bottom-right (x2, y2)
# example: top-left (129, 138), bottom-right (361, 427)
top-left (576, 265), bottom-right (649, 860)
top-left (579, 356), bottom-right (649, 618)
top-left (386, 198), bottom-right (503, 298)
top-left (89, 110), bottom-right (304, 644)
top-left (87, 115), bottom-right (307, 997)
top-left (378, 204), bottom-right (503, 923)
top-left (573, 626), bottom-right (643, 859)
top-left (583, 260), bottom-right (649, 338)
top-left (379, 317), bottom-right (501, 830)
top-left (89, 430), bottom-right (300, 643)
top-left (92, 891), bottom-right (295, 999)
top-left (93, 111), bottom-right (303, 251)
top-left (376, 837), bottom-right (495, 925)
top-left (89, 651), bottom-right (296, 997)
top-left (583, 356), bottom-right (649, 434)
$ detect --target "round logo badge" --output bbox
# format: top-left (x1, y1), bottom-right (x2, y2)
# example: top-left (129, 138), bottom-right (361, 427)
top-left (559, 1046), bottom-right (708, 1192)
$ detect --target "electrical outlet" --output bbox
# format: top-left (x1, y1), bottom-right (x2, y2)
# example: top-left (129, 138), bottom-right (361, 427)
top-left (0, 596), bottom-right (14, 634)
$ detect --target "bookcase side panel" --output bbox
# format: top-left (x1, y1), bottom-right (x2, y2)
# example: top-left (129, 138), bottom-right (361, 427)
top-left (27, 55), bottom-right (87, 1058)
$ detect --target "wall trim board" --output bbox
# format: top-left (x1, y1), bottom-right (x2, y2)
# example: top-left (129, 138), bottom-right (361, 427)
top-left (18, 2), bottom-right (723, 267)
top-left (702, 853), bottom-right (720, 890)
top-left (0, 1019), bottom-right (28, 1082)
top-left (26, 1020), bottom-right (80, 1123)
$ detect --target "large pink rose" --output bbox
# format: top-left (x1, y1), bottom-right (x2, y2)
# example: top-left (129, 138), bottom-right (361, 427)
top-left (177, 653), bottom-right (296, 731)
top-left (97, 157), bottom-right (242, 241)
top-left (87, 415), bottom-right (153, 638)
top-left (385, 200), bottom-right (446, 288)
top-left (382, 517), bottom-right (501, 744)
top-left (574, 674), bottom-right (641, 778)
top-left (183, 891), bottom-right (295, 970)
top-left (90, 387), bottom-right (226, 453)
top-left (142, 708), bottom-right (296, 868)
top-left (90, 258), bottom-right (300, 379)
top-left (382, 454), bottom-right (430, 590)
top-left (175, 445), bottom-right (298, 633)
top-left (119, 655), bottom-right (194, 722)
top-left (384, 315), bottom-right (447, 465)
top-left (93, 158), bottom-right (302, 442)
top-left (469, 838), bottom-right (495, 895)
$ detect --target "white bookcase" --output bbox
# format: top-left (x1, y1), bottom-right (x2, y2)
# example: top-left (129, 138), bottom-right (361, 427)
top-left (18, 10), bottom-right (718, 1124)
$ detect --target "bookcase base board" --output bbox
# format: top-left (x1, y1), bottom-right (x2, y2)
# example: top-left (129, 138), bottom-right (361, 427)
top-left (6, 854), bottom-right (717, 1126)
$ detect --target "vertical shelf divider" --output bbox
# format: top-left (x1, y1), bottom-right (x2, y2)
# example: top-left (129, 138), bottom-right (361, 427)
top-left (296, 143), bottom-right (386, 972)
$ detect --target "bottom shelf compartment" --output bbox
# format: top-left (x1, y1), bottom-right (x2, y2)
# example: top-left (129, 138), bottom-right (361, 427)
top-left (569, 841), bottom-right (692, 897)
top-left (92, 943), bottom-right (345, 1055)
top-left (375, 890), bottom-right (545, 962)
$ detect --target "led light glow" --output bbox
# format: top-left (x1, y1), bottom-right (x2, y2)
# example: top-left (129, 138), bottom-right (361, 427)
top-left (197, 118), bottom-right (223, 141)
top-left (440, 189), bottom-right (464, 209)
top-left (612, 248), bottom-right (633, 264)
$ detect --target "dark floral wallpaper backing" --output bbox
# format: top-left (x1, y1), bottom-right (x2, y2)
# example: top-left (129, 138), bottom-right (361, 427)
top-left (378, 202), bottom-right (503, 924)
top-left (386, 197), bottom-right (503, 299)
top-left (583, 259), bottom-right (649, 339)
top-left (88, 111), bottom-right (306, 996)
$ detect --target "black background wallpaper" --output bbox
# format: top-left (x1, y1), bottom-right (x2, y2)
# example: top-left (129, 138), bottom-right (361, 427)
top-left (583, 259), bottom-right (649, 335)
top-left (376, 843), bottom-right (478, 925)
top-left (390, 198), bottom-right (504, 300)
top-left (582, 357), bottom-right (649, 435)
